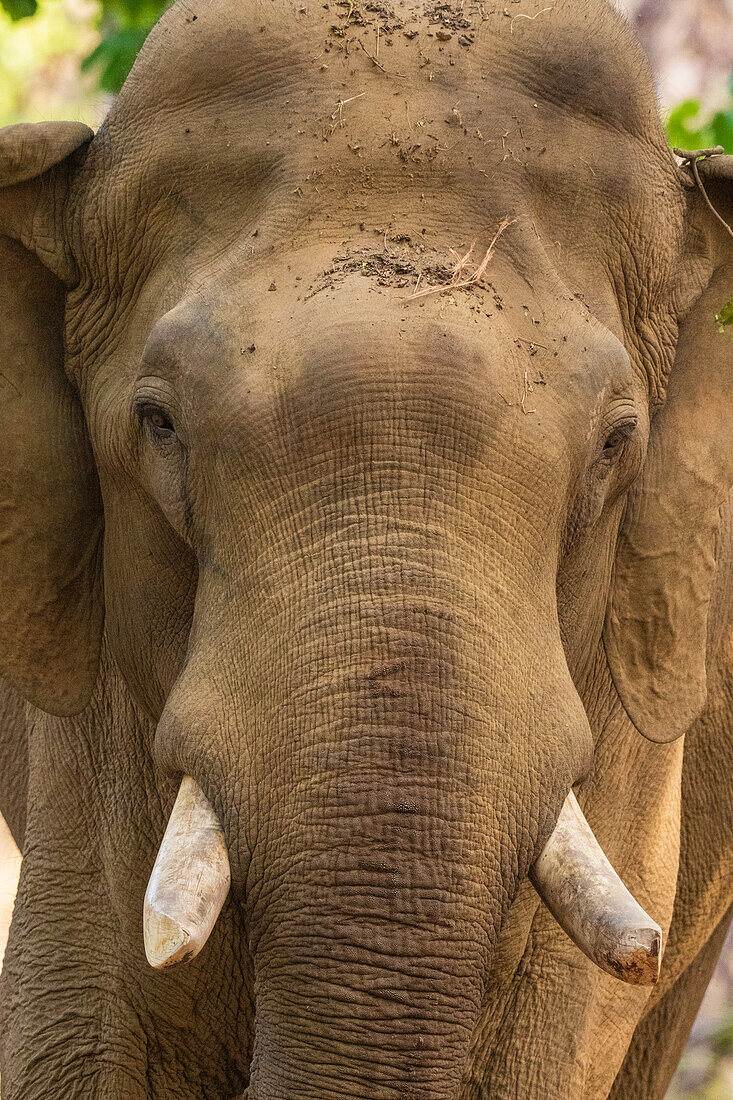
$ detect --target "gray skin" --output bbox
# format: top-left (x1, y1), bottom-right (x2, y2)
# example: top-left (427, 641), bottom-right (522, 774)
top-left (0, 0), bottom-right (731, 1096)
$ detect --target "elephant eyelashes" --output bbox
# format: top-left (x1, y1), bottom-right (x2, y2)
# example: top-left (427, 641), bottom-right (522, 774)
top-left (136, 402), bottom-right (177, 441)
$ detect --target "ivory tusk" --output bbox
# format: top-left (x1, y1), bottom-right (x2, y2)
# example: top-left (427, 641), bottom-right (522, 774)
top-left (144, 775), bottom-right (231, 969)
top-left (530, 791), bottom-right (662, 986)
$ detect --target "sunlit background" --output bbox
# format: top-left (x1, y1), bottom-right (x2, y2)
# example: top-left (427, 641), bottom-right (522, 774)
top-left (0, 1), bottom-right (731, 1096)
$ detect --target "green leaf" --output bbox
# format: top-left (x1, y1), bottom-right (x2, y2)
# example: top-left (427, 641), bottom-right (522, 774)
top-left (82, 26), bottom-right (151, 94)
top-left (98, 0), bottom-right (168, 31)
top-left (710, 1014), bottom-right (733, 1057)
top-left (0, 0), bottom-right (38, 20)
top-left (715, 298), bottom-right (733, 333)
top-left (80, 0), bottom-right (169, 93)
top-left (667, 99), bottom-right (709, 151)
top-left (666, 80), bottom-right (733, 156)
top-left (711, 108), bottom-right (733, 153)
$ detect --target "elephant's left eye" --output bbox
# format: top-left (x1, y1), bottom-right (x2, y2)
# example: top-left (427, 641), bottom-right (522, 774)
top-left (601, 421), bottom-right (636, 461)
top-left (136, 402), bottom-right (176, 441)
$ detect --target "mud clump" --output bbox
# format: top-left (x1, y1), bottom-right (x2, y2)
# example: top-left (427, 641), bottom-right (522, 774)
top-left (306, 247), bottom-right (420, 296)
top-left (305, 243), bottom-right (484, 299)
top-left (364, 0), bottom-right (405, 33)
top-left (424, 0), bottom-right (475, 45)
top-left (330, 0), bottom-right (404, 36)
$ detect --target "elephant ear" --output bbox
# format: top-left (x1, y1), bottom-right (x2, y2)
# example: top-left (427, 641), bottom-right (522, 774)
top-left (604, 155), bottom-right (733, 744)
top-left (0, 121), bottom-right (104, 717)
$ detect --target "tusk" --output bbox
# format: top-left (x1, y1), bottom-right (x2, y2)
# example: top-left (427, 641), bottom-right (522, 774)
top-left (530, 791), bottom-right (662, 986)
top-left (144, 775), bottom-right (231, 969)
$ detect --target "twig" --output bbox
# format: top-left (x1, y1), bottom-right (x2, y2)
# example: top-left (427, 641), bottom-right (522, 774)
top-left (510, 5), bottom-right (553, 32)
top-left (408, 217), bottom-right (516, 299)
top-left (331, 91), bottom-right (366, 127)
top-left (516, 336), bottom-right (548, 350)
top-left (448, 242), bottom-right (476, 278)
top-left (674, 146), bottom-right (733, 242)
top-left (357, 37), bottom-right (405, 76)
top-left (520, 370), bottom-right (536, 414)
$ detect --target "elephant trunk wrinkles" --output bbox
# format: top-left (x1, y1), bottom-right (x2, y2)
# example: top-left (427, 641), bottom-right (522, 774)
top-left (245, 812), bottom-right (494, 1099)
top-left (247, 960), bottom-right (480, 1099)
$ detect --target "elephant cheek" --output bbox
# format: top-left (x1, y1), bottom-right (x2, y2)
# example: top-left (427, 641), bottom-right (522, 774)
top-left (102, 491), bottom-right (196, 718)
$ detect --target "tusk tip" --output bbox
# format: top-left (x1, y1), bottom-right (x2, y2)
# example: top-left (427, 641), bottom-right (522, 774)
top-left (144, 908), bottom-right (195, 969)
top-left (606, 925), bottom-right (662, 986)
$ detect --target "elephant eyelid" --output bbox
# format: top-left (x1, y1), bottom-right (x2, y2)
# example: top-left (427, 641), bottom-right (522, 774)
top-left (134, 400), bottom-right (177, 439)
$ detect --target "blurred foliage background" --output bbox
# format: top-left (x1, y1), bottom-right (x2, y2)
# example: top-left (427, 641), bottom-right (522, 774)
top-left (0, 0), bottom-right (168, 124)
top-left (0, 0), bottom-right (731, 1097)
top-left (667, 81), bottom-right (733, 152)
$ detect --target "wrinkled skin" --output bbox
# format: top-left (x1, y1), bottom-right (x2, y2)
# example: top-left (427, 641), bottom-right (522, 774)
top-left (0, 0), bottom-right (731, 1096)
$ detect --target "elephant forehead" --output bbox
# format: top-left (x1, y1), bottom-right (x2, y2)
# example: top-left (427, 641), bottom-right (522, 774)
top-left (107, 0), bottom-right (655, 138)
top-left (80, 0), bottom-right (666, 249)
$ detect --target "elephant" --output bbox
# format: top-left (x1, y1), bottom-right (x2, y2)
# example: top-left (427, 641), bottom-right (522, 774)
top-left (0, 0), bottom-right (731, 1095)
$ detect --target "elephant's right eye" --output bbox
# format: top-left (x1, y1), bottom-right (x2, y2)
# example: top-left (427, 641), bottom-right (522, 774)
top-left (136, 402), bottom-right (176, 441)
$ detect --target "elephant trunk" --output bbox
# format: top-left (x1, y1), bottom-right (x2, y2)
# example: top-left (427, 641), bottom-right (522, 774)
top-left (242, 783), bottom-right (498, 1099)
top-left (145, 510), bottom-right (661, 1094)
top-left (246, 942), bottom-right (482, 1098)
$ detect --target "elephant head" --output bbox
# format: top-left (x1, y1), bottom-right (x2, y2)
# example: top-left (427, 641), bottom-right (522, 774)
top-left (0, 0), bottom-right (730, 1096)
